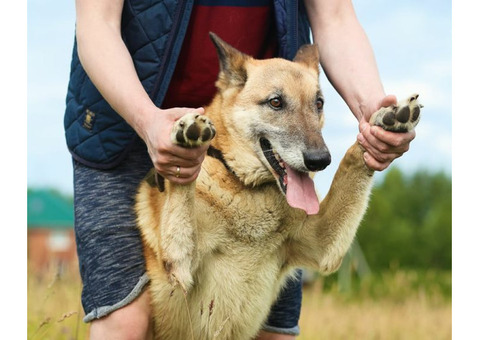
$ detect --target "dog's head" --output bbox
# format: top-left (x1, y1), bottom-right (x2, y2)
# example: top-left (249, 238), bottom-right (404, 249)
top-left (209, 33), bottom-right (331, 215)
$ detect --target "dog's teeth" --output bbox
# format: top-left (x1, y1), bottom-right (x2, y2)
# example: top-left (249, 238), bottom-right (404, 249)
top-left (273, 152), bottom-right (286, 169)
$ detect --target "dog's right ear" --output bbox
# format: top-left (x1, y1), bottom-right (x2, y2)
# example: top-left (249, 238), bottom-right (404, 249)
top-left (293, 44), bottom-right (320, 76)
top-left (209, 32), bottom-right (250, 88)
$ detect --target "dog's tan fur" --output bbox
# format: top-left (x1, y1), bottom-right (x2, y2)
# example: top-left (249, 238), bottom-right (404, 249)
top-left (135, 33), bottom-right (421, 340)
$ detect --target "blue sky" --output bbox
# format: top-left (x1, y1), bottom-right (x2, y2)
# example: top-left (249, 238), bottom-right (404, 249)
top-left (27, 0), bottom-right (452, 196)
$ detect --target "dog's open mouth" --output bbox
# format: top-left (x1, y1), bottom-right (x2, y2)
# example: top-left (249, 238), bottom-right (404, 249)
top-left (260, 138), bottom-right (288, 193)
top-left (260, 137), bottom-right (319, 215)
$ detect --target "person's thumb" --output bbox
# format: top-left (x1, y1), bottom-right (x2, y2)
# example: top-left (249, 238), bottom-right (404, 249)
top-left (379, 94), bottom-right (397, 109)
top-left (168, 107), bottom-right (205, 120)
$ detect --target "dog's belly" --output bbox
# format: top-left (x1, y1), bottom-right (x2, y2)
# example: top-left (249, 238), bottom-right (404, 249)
top-left (149, 245), bottom-right (295, 340)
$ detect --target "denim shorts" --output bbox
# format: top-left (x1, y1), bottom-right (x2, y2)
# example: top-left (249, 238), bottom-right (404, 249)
top-left (73, 138), bottom-right (302, 335)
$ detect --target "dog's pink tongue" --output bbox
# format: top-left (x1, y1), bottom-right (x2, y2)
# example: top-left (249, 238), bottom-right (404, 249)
top-left (285, 165), bottom-right (319, 215)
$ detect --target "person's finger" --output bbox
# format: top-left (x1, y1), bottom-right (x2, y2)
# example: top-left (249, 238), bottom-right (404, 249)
top-left (168, 143), bottom-right (210, 162)
top-left (359, 122), bottom-right (413, 155)
top-left (363, 151), bottom-right (391, 172)
top-left (162, 164), bottom-right (203, 184)
top-left (153, 151), bottom-right (206, 171)
top-left (378, 94), bottom-right (397, 109)
top-left (358, 132), bottom-right (402, 164)
top-left (370, 125), bottom-right (415, 152)
top-left (169, 164), bottom-right (200, 179)
top-left (167, 107), bottom-right (205, 120)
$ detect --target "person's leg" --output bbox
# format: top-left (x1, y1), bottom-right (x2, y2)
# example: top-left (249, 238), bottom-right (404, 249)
top-left (258, 270), bottom-right (303, 339)
top-left (73, 139), bottom-right (153, 338)
top-left (90, 289), bottom-right (153, 340)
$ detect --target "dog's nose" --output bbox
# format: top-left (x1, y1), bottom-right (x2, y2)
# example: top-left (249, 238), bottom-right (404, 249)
top-left (303, 149), bottom-right (331, 171)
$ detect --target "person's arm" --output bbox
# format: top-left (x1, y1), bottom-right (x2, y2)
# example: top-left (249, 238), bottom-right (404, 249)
top-left (75, 0), bottom-right (208, 183)
top-left (304, 0), bottom-right (415, 171)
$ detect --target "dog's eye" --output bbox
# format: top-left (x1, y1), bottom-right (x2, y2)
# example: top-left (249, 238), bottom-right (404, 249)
top-left (268, 97), bottom-right (283, 110)
top-left (316, 98), bottom-right (324, 111)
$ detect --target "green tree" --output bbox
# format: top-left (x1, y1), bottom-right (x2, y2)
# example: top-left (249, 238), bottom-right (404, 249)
top-left (356, 167), bottom-right (452, 271)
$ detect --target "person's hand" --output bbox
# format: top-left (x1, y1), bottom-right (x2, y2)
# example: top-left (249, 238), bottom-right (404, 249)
top-left (357, 95), bottom-right (416, 171)
top-left (138, 107), bottom-right (210, 184)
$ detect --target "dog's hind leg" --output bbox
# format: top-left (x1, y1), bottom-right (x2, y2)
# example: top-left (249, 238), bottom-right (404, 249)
top-left (160, 113), bottom-right (216, 293)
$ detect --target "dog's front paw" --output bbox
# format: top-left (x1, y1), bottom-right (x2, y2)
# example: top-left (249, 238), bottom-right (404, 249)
top-left (370, 94), bottom-right (422, 133)
top-left (171, 113), bottom-right (216, 148)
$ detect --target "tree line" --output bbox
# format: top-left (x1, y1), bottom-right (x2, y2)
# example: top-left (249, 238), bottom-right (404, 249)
top-left (356, 167), bottom-right (452, 271)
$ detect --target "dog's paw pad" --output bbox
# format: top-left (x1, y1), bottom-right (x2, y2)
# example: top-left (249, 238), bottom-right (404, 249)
top-left (172, 113), bottom-right (216, 147)
top-left (370, 94), bottom-right (422, 133)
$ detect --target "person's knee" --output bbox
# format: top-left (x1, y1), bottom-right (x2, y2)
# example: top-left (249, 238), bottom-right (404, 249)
top-left (90, 290), bottom-right (152, 340)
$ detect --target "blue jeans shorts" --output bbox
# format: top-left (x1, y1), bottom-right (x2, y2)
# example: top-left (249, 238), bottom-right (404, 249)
top-left (73, 138), bottom-right (302, 335)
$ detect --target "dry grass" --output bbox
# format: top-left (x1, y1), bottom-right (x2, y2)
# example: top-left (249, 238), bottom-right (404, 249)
top-left (27, 263), bottom-right (89, 340)
top-left (27, 263), bottom-right (451, 339)
top-left (300, 297), bottom-right (450, 340)
top-left (298, 271), bottom-right (452, 340)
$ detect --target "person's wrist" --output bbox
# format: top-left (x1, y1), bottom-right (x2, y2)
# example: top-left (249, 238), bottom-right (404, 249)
top-left (132, 104), bottom-right (161, 141)
top-left (357, 93), bottom-right (385, 121)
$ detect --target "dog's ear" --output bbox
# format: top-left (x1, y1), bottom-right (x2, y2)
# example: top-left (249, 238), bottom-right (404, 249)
top-left (209, 32), bottom-right (250, 88)
top-left (293, 44), bottom-right (320, 75)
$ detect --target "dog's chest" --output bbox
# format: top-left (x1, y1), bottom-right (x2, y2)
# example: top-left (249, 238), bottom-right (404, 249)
top-left (187, 245), bottom-right (294, 339)
top-left (196, 176), bottom-right (292, 243)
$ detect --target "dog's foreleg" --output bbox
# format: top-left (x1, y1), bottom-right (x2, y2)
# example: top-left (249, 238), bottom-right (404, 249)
top-left (160, 112), bottom-right (216, 293)
top-left (160, 183), bottom-right (198, 293)
top-left (293, 95), bottom-right (422, 274)
top-left (306, 142), bottom-right (375, 274)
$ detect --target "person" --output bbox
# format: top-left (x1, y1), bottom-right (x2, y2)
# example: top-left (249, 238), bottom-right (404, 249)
top-left (65, 0), bottom-right (415, 339)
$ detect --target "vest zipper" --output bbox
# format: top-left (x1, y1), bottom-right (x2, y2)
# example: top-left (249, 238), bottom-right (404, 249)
top-left (291, 0), bottom-right (299, 59)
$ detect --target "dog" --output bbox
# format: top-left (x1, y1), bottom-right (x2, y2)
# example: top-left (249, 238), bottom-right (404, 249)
top-left (135, 33), bottom-right (421, 339)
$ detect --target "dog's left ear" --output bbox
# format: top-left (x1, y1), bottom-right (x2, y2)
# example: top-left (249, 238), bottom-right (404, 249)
top-left (209, 32), bottom-right (250, 88)
top-left (293, 44), bottom-right (320, 75)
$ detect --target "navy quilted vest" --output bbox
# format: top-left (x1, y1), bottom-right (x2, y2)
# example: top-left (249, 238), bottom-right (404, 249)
top-left (64, 0), bottom-right (311, 169)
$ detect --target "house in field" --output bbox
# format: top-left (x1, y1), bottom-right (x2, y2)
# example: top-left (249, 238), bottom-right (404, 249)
top-left (27, 189), bottom-right (77, 272)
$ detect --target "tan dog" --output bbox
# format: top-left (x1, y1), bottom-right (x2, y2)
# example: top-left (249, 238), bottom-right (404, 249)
top-left (135, 33), bottom-right (421, 340)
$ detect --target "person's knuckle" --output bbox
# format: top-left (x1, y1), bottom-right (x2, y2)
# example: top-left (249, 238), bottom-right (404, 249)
top-left (379, 143), bottom-right (390, 153)
top-left (377, 154), bottom-right (389, 163)
top-left (393, 138), bottom-right (405, 148)
top-left (409, 130), bottom-right (416, 140)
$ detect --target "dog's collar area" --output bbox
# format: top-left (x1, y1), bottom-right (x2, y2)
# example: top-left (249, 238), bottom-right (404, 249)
top-left (207, 146), bottom-right (235, 175)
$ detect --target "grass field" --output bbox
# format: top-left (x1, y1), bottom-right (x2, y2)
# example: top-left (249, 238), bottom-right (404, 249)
top-left (28, 264), bottom-right (451, 339)
top-left (28, 264), bottom-right (88, 340)
top-left (298, 270), bottom-right (451, 339)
